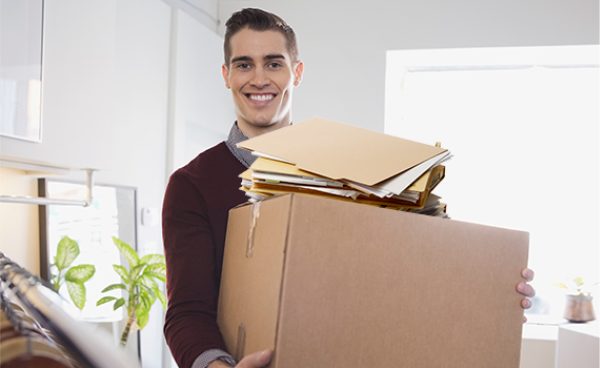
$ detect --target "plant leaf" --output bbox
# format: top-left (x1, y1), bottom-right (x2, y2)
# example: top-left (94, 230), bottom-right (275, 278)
top-left (574, 276), bottom-right (585, 287)
top-left (130, 263), bottom-right (146, 283)
top-left (113, 265), bottom-right (130, 284)
top-left (144, 271), bottom-right (166, 283)
top-left (112, 237), bottom-right (139, 269)
top-left (140, 289), bottom-right (155, 309)
top-left (65, 264), bottom-right (96, 283)
top-left (135, 308), bottom-right (149, 329)
top-left (97, 296), bottom-right (117, 306)
top-left (51, 274), bottom-right (61, 292)
top-left (144, 263), bottom-right (166, 274)
top-left (139, 282), bottom-right (155, 298)
top-left (154, 285), bottom-right (167, 310)
top-left (140, 254), bottom-right (165, 266)
top-left (101, 283), bottom-right (127, 293)
top-left (140, 275), bottom-right (158, 291)
top-left (113, 297), bottom-right (126, 310)
top-left (55, 236), bottom-right (80, 270)
top-left (66, 281), bottom-right (86, 310)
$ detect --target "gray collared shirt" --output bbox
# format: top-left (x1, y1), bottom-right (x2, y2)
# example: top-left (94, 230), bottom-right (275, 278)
top-left (193, 348), bottom-right (236, 368)
top-left (225, 123), bottom-right (256, 168)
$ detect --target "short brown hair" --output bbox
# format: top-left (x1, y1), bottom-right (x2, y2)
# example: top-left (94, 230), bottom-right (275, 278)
top-left (223, 8), bottom-right (298, 65)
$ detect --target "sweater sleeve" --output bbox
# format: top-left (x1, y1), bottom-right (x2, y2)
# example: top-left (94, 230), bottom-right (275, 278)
top-left (162, 170), bottom-right (229, 368)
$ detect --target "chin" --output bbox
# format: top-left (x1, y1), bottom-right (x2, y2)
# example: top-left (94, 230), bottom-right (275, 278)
top-left (247, 117), bottom-right (279, 128)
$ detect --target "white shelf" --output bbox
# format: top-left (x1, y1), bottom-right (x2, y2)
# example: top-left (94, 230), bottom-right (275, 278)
top-left (0, 156), bottom-right (96, 206)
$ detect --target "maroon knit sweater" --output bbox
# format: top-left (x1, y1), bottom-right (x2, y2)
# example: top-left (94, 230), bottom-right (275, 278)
top-left (162, 142), bottom-right (247, 368)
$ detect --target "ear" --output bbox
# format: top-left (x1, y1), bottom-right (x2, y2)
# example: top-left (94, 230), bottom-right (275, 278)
top-left (222, 64), bottom-right (231, 89)
top-left (293, 61), bottom-right (304, 87)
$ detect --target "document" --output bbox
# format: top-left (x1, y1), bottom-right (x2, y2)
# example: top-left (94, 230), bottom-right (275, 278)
top-left (237, 117), bottom-right (451, 215)
top-left (238, 118), bottom-right (448, 186)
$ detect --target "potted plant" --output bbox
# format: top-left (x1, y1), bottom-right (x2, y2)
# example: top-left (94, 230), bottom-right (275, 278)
top-left (96, 237), bottom-right (166, 346)
top-left (558, 276), bottom-right (597, 323)
top-left (50, 236), bottom-right (96, 310)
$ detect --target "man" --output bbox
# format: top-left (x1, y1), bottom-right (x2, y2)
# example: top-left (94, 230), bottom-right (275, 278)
top-left (162, 8), bottom-right (534, 368)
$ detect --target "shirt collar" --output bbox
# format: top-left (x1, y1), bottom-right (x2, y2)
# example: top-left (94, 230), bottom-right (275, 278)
top-left (225, 122), bottom-right (256, 168)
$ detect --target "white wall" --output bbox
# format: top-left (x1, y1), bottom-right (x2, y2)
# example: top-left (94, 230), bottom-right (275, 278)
top-left (167, 8), bottom-right (234, 175)
top-left (219, 0), bottom-right (599, 132)
top-left (0, 0), bottom-right (171, 366)
top-left (162, 0), bottom-right (220, 32)
top-left (0, 168), bottom-right (40, 273)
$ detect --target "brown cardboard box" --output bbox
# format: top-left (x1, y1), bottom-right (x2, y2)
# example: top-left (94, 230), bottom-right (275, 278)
top-left (218, 194), bottom-right (528, 367)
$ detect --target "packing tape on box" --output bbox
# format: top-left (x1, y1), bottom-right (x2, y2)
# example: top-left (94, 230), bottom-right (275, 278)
top-left (247, 202), bottom-right (261, 258)
top-left (235, 323), bottom-right (246, 361)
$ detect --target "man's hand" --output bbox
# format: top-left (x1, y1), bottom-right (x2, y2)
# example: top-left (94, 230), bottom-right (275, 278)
top-left (237, 350), bottom-right (273, 368)
top-left (208, 350), bottom-right (273, 368)
top-left (516, 268), bottom-right (535, 322)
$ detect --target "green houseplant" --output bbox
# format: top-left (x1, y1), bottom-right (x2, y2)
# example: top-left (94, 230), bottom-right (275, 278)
top-left (51, 236), bottom-right (96, 310)
top-left (96, 237), bottom-right (166, 346)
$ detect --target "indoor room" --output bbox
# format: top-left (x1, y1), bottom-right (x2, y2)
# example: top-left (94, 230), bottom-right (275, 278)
top-left (0, 0), bottom-right (598, 367)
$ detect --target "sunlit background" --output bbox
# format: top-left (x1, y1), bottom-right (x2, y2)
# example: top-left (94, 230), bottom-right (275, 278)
top-left (385, 45), bottom-right (599, 320)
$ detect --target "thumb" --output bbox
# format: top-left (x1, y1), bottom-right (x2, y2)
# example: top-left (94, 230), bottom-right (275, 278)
top-left (237, 349), bottom-right (273, 368)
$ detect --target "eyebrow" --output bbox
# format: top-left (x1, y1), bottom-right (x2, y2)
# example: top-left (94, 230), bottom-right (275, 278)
top-left (264, 54), bottom-right (286, 61)
top-left (230, 54), bottom-right (286, 64)
top-left (230, 56), bottom-right (252, 64)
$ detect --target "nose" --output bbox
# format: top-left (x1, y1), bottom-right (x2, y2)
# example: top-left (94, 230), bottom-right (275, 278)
top-left (250, 68), bottom-right (270, 88)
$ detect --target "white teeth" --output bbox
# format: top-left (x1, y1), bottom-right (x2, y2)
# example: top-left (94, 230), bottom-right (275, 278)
top-left (249, 94), bottom-right (274, 101)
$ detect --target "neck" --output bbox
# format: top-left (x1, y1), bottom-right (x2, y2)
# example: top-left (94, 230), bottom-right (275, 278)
top-left (237, 119), bottom-right (291, 138)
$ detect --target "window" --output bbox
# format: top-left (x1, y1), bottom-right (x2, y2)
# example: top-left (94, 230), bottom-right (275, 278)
top-left (385, 45), bottom-right (599, 318)
top-left (39, 179), bottom-right (137, 322)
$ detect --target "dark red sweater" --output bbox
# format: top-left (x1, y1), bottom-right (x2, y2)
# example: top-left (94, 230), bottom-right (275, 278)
top-left (162, 142), bottom-right (247, 368)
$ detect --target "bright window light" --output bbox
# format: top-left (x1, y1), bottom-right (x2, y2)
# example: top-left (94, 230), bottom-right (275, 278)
top-left (385, 45), bottom-right (599, 319)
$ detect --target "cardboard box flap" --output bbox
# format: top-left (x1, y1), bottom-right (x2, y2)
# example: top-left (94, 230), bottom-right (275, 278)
top-left (218, 196), bottom-right (293, 360)
top-left (237, 118), bottom-right (447, 186)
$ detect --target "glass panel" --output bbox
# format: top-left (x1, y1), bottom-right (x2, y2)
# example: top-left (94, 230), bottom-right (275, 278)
top-left (0, 0), bottom-right (43, 142)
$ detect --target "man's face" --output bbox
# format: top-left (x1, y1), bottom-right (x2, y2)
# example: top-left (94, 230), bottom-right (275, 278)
top-left (222, 28), bottom-right (303, 136)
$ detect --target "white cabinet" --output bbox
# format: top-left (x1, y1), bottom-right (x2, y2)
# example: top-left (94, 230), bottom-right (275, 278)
top-left (521, 324), bottom-right (558, 368)
top-left (555, 322), bottom-right (599, 368)
top-left (521, 321), bottom-right (599, 368)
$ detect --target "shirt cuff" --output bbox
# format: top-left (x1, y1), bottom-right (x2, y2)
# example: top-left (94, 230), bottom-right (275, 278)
top-left (191, 349), bottom-right (237, 368)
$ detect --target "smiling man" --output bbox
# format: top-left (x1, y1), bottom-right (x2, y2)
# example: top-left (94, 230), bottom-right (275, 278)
top-left (162, 9), bottom-right (302, 368)
top-left (162, 8), bottom-right (534, 368)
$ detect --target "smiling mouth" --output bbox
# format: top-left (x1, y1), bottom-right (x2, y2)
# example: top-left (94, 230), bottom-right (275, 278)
top-left (245, 93), bottom-right (276, 102)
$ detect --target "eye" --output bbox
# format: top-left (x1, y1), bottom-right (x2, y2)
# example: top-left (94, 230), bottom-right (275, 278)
top-left (267, 62), bottom-right (283, 69)
top-left (235, 63), bottom-right (252, 70)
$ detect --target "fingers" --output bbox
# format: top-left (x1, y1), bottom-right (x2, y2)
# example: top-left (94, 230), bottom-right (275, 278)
top-left (237, 350), bottom-right (273, 368)
top-left (517, 276), bottom-right (534, 313)
top-left (517, 281), bottom-right (535, 298)
top-left (521, 268), bottom-right (535, 282)
top-left (517, 268), bottom-right (535, 313)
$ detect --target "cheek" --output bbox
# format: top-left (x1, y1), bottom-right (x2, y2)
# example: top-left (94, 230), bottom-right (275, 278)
top-left (275, 71), bottom-right (294, 89)
top-left (229, 73), bottom-right (249, 90)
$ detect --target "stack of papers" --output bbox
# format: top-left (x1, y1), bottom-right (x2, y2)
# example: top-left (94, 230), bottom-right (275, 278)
top-left (237, 118), bottom-right (452, 216)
